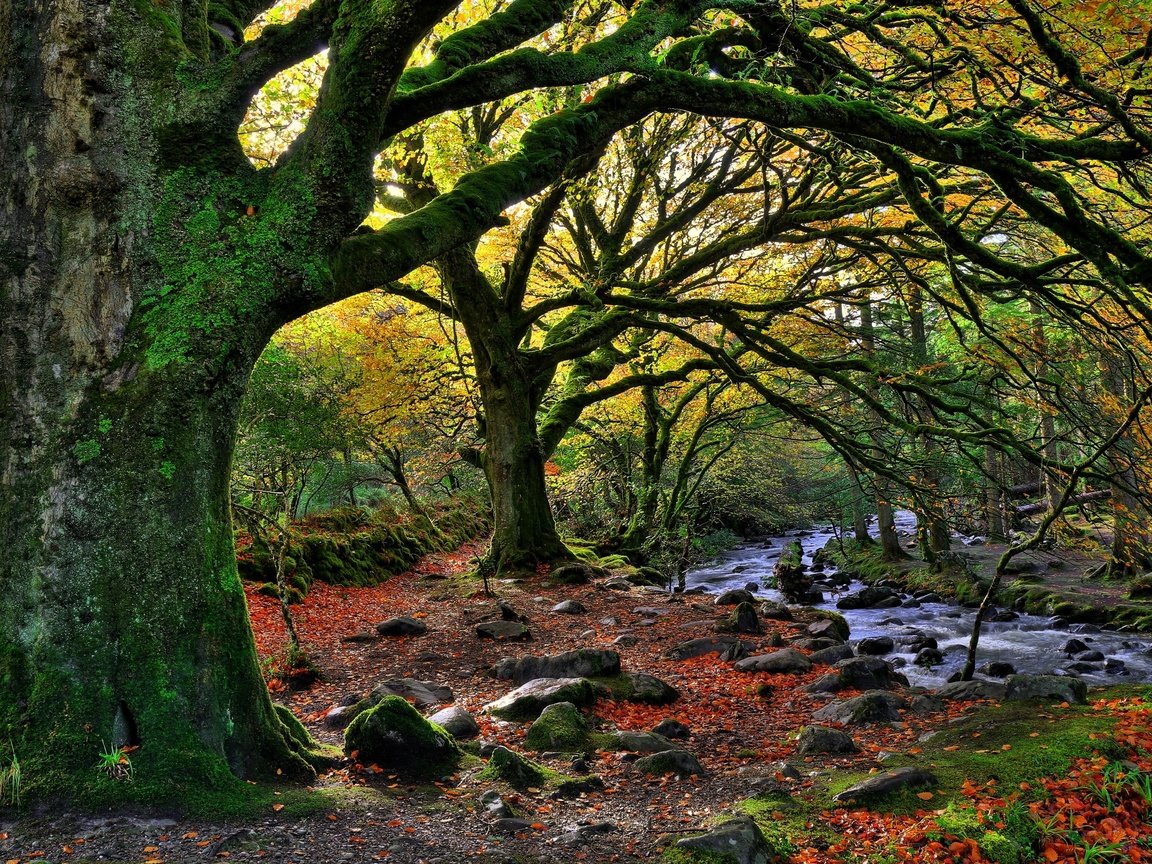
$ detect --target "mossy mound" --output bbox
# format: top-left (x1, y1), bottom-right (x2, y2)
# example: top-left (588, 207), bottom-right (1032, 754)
top-left (477, 746), bottom-right (557, 788)
top-left (237, 496), bottom-right (490, 598)
top-left (523, 702), bottom-right (593, 752)
top-left (343, 696), bottom-right (460, 777)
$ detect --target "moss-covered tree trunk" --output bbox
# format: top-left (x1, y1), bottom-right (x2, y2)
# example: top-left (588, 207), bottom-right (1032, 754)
top-left (0, 2), bottom-right (326, 796)
top-left (436, 250), bottom-right (572, 572)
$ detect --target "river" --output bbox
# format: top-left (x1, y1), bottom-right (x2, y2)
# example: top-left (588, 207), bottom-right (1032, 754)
top-left (683, 512), bottom-right (1152, 688)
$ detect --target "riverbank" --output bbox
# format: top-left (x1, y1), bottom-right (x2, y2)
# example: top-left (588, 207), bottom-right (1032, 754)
top-left (4, 544), bottom-right (1152, 864)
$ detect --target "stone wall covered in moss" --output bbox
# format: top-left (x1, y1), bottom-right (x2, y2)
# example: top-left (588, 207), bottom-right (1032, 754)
top-left (236, 496), bottom-right (491, 600)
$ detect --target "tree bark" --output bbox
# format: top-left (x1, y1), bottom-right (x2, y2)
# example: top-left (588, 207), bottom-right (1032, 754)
top-left (0, 2), bottom-right (328, 797)
top-left (436, 250), bottom-right (571, 572)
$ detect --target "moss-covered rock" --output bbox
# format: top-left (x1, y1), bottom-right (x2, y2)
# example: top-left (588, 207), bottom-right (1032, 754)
top-left (477, 746), bottom-right (550, 787)
top-left (523, 702), bottom-right (592, 752)
top-left (343, 696), bottom-right (459, 776)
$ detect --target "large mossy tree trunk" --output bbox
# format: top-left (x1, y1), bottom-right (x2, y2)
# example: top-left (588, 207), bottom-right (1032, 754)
top-left (0, 2), bottom-right (322, 795)
top-left (0, 0), bottom-right (458, 798)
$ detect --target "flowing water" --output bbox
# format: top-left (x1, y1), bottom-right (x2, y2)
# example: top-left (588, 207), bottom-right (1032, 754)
top-left (684, 512), bottom-right (1152, 689)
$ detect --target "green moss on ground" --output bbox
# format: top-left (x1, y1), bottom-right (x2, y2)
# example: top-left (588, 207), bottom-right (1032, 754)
top-left (731, 687), bottom-right (1150, 862)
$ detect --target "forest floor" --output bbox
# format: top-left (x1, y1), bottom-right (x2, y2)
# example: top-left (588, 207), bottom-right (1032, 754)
top-left (5, 537), bottom-right (1152, 864)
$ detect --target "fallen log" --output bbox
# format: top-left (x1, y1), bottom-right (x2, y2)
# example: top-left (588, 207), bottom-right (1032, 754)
top-left (1014, 489), bottom-right (1111, 517)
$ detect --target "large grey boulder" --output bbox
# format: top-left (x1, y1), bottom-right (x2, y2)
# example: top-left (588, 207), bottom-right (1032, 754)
top-left (607, 730), bottom-right (678, 753)
top-left (833, 768), bottom-right (938, 803)
top-left (370, 678), bottom-right (453, 709)
top-left (674, 818), bottom-right (773, 864)
top-left (1004, 674), bottom-right (1088, 704)
top-left (492, 649), bottom-right (621, 684)
top-left (795, 725), bottom-right (858, 756)
top-left (857, 636), bottom-right (895, 656)
top-left (552, 600), bottom-right (587, 615)
top-left (591, 672), bottom-right (679, 705)
top-left (485, 678), bottom-right (597, 720)
top-left (812, 691), bottom-right (907, 725)
top-left (808, 644), bottom-right (855, 665)
top-left (715, 588), bottom-right (756, 605)
top-left (807, 618), bottom-right (849, 642)
top-left (734, 648), bottom-right (812, 674)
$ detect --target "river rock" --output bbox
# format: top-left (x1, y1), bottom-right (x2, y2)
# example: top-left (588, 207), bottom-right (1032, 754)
top-left (1004, 674), bottom-right (1088, 704)
top-left (666, 636), bottom-right (754, 661)
top-left (896, 633), bottom-right (937, 652)
top-left (492, 649), bottom-right (620, 683)
top-left (552, 600), bottom-right (587, 615)
top-left (795, 725), bottom-right (858, 755)
top-left (811, 691), bottom-right (907, 725)
top-left (674, 818), bottom-right (773, 864)
top-left (914, 648), bottom-right (945, 667)
top-left (978, 662), bottom-right (1016, 678)
top-left (936, 679), bottom-right (1007, 701)
top-left (633, 749), bottom-right (703, 777)
top-left (375, 616), bottom-right (427, 637)
top-left (427, 706), bottom-right (480, 739)
top-left (485, 678), bottom-right (597, 720)
top-left (857, 636), bottom-right (895, 656)
top-left (715, 588), bottom-right (756, 605)
top-left (833, 768), bottom-right (937, 803)
top-left (1062, 638), bottom-right (1090, 654)
top-left (476, 620), bottom-right (532, 641)
top-left (1105, 658), bottom-right (1127, 674)
top-left (791, 637), bottom-right (840, 652)
top-left (808, 643), bottom-right (855, 665)
top-left (734, 648), bottom-right (812, 674)
top-left (344, 696), bottom-right (460, 775)
top-left (833, 656), bottom-right (900, 690)
top-left (719, 601), bottom-right (762, 634)
top-left (807, 618), bottom-right (849, 642)
top-left (1075, 650), bottom-right (1105, 662)
top-left (837, 586), bottom-right (900, 610)
top-left (759, 601), bottom-right (793, 621)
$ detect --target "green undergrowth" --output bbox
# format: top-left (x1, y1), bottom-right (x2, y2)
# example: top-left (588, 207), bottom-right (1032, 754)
top-left (729, 687), bottom-right (1149, 862)
top-left (236, 495), bottom-right (490, 600)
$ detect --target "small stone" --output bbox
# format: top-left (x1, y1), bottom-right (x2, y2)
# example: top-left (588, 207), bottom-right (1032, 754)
top-left (612, 634), bottom-right (640, 647)
top-left (475, 620), bottom-right (532, 641)
top-left (652, 719), bottom-right (691, 740)
top-left (492, 818), bottom-right (535, 834)
top-left (552, 600), bottom-right (587, 615)
top-left (715, 589), bottom-right (756, 605)
top-left (795, 725), bottom-right (858, 756)
top-left (632, 749), bottom-right (704, 777)
top-left (833, 767), bottom-right (937, 802)
top-left (914, 648), bottom-right (945, 668)
top-left (427, 706), bottom-right (480, 739)
top-left (341, 631), bottom-right (377, 643)
top-left (375, 616), bottom-right (427, 637)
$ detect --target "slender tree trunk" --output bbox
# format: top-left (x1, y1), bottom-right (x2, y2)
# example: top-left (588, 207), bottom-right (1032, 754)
top-left (859, 298), bottom-right (904, 559)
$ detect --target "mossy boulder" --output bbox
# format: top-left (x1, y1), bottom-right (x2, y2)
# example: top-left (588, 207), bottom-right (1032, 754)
top-left (478, 746), bottom-right (551, 788)
top-left (590, 672), bottom-right (680, 705)
top-left (343, 695), bottom-right (460, 776)
top-left (524, 702), bottom-right (592, 752)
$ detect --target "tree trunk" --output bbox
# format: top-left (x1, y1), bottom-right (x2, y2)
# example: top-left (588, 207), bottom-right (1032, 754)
top-left (0, 3), bottom-right (318, 797)
top-left (436, 250), bottom-right (571, 572)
